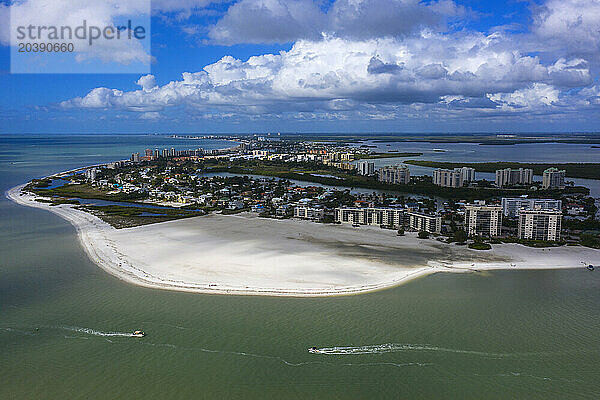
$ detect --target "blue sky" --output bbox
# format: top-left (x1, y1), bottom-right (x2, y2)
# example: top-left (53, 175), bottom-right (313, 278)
top-left (1, 0), bottom-right (600, 134)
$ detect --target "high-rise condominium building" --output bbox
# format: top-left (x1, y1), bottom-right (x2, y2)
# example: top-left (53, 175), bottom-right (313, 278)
top-left (433, 168), bottom-right (463, 188)
top-left (378, 165), bottom-right (410, 184)
top-left (542, 168), bottom-right (566, 189)
top-left (518, 209), bottom-right (562, 241)
top-left (464, 204), bottom-right (502, 237)
top-left (501, 198), bottom-right (562, 217)
top-left (357, 161), bottom-right (375, 176)
top-left (495, 168), bottom-right (533, 187)
top-left (85, 168), bottom-right (99, 181)
top-left (456, 167), bottom-right (476, 183)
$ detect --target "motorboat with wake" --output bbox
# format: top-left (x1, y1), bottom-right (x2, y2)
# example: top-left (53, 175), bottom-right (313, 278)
top-left (132, 330), bottom-right (146, 337)
top-left (308, 347), bottom-right (321, 354)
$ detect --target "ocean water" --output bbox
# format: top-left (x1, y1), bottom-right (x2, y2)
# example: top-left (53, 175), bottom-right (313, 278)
top-left (1, 135), bottom-right (600, 399)
top-left (354, 140), bottom-right (600, 163)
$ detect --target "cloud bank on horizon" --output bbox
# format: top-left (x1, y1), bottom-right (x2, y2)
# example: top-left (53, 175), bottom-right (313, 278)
top-left (5, 0), bottom-right (600, 131)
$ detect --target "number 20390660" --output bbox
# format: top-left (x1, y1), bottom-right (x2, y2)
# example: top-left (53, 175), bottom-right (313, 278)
top-left (18, 42), bottom-right (74, 52)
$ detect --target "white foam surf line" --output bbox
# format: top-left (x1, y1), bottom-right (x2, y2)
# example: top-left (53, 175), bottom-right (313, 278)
top-left (312, 343), bottom-right (510, 358)
top-left (59, 326), bottom-right (137, 337)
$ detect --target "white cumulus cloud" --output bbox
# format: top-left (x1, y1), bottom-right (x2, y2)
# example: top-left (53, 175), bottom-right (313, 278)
top-left (487, 83), bottom-right (560, 109)
top-left (531, 0), bottom-right (600, 62)
top-left (62, 31), bottom-right (595, 120)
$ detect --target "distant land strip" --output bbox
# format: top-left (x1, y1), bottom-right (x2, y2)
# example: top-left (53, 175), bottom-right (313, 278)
top-left (354, 152), bottom-right (423, 159)
top-left (403, 161), bottom-right (600, 180)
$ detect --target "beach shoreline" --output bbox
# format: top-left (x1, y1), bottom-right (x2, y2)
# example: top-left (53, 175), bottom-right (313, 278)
top-left (6, 182), bottom-right (600, 297)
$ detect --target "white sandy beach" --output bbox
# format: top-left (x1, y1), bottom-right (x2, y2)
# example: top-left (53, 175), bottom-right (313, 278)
top-left (7, 184), bottom-right (600, 297)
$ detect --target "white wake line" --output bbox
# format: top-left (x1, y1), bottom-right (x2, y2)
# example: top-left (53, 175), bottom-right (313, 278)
top-left (139, 341), bottom-right (431, 369)
top-left (59, 326), bottom-right (137, 337)
top-left (313, 343), bottom-right (515, 358)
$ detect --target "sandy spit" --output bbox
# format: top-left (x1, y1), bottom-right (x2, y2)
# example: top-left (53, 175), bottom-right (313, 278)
top-left (7, 184), bottom-right (600, 297)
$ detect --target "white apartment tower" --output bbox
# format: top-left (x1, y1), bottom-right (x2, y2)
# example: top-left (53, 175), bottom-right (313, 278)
top-left (85, 168), bottom-right (99, 181)
top-left (518, 209), bottom-right (562, 241)
top-left (542, 168), bottom-right (566, 189)
top-left (456, 167), bottom-right (476, 183)
top-left (464, 204), bottom-right (502, 237)
top-left (378, 165), bottom-right (410, 184)
top-left (495, 168), bottom-right (533, 187)
top-left (357, 161), bottom-right (375, 176)
top-left (433, 168), bottom-right (463, 188)
top-left (501, 198), bottom-right (562, 217)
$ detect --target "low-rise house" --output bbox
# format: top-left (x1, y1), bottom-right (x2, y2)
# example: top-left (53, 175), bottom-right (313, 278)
top-left (565, 204), bottom-right (585, 215)
top-left (227, 200), bottom-right (245, 210)
top-left (271, 197), bottom-right (284, 206)
top-left (276, 204), bottom-right (291, 217)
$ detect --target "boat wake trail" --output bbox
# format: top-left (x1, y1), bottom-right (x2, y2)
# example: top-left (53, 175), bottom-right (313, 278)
top-left (313, 343), bottom-right (506, 358)
top-left (59, 326), bottom-right (137, 338)
top-left (140, 342), bottom-right (431, 369)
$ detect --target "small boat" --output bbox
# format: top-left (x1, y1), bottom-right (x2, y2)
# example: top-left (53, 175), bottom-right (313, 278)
top-left (308, 347), bottom-right (320, 354)
top-left (132, 330), bottom-right (146, 337)
top-left (587, 265), bottom-right (595, 271)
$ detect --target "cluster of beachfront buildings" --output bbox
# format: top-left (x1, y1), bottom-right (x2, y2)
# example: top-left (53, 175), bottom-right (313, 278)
top-left (294, 195), bottom-right (566, 241)
top-left (327, 200), bottom-right (560, 241)
top-left (333, 207), bottom-right (442, 234)
top-left (131, 146), bottom-right (238, 163)
top-left (462, 201), bottom-right (562, 241)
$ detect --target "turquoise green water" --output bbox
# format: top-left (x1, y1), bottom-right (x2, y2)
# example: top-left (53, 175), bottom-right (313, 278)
top-left (1, 135), bottom-right (600, 399)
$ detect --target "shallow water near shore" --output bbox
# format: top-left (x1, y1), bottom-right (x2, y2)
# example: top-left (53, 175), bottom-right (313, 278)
top-left (2, 134), bottom-right (600, 399)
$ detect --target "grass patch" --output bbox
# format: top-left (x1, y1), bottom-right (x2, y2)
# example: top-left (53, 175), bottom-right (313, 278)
top-left (32, 183), bottom-right (147, 202)
top-left (25, 178), bottom-right (52, 191)
top-left (81, 205), bottom-right (205, 229)
top-left (468, 242), bottom-right (492, 250)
